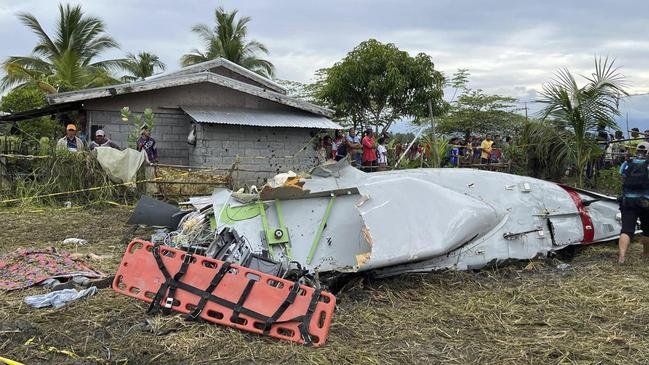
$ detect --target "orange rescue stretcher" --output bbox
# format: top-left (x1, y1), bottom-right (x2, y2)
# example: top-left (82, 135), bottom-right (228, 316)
top-left (113, 239), bottom-right (336, 346)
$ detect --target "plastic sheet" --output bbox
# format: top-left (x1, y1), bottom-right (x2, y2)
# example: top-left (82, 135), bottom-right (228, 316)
top-left (24, 286), bottom-right (97, 308)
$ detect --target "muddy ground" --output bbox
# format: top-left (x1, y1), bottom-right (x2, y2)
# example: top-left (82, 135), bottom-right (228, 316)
top-left (1, 206), bottom-right (649, 364)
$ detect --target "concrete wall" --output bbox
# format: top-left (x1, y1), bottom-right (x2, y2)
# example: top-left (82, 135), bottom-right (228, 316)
top-left (83, 83), bottom-right (322, 182)
top-left (190, 123), bottom-right (321, 185)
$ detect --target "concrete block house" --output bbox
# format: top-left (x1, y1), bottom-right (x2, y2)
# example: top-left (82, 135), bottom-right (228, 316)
top-left (42, 58), bottom-right (342, 184)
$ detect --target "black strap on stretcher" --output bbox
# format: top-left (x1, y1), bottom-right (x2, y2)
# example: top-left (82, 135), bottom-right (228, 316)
top-left (147, 245), bottom-right (322, 345)
top-left (263, 281), bottom-right (300, 334)
top-left (147, 246), bottom-right (192, 315)
top-left (186, 261), bottom-right (231, 320)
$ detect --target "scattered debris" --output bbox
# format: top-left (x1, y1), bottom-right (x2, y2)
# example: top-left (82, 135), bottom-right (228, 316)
top-left (144, 159), bottom-right (621, 282)
top-left (24, 286), bottom-right (97, 308)
top-left (127, 195), bottom-right (189, 228)
top-left (150, 228), bottom-right (168, 244)
top-left (62, 238), bottom-right (88, 246)
top-left (68, 253), bottom-right (113, 261)
top-left (40, 278), bottom-right (61, 289)
top-left (128, 319), bottom-right (180, 337)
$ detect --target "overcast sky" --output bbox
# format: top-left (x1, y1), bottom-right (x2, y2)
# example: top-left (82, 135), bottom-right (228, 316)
top-left (2, 0), bottom-right (649, 131)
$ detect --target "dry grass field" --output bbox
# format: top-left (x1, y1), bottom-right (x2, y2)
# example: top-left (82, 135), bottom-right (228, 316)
top-left (1, 206), bottom-right (648, 364)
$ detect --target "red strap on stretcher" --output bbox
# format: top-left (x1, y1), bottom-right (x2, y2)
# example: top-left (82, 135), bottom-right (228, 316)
top-left (113, 239), bottom-right (336, 346)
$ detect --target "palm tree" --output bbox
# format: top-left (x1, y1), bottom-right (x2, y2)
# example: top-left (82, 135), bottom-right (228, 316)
top-left (1, 3), bottom-right (125, 92)
top-left (121, 52), bottom-right (166, 82)
top-left (181, 6), bottom-right (275, 78)
top-left (536, 57), bottom-right (627, 186)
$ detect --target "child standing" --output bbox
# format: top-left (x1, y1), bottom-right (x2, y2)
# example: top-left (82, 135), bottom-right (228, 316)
top-left (377, 137), bottom-right (388, 171)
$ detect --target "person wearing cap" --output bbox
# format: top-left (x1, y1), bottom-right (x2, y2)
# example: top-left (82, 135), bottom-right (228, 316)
top-left (136, 125), bottom-right (158, 163)
top-left (56, 124), bottom-right (85, 152)
top-left (625, 127), bottom-right (642, 155)
top-left (617, 141), bottom-right (649, 263)
top-left (89, 129), bottom-right (121, 150)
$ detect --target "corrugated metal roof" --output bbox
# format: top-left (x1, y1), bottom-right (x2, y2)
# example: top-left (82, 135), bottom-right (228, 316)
top-left (48, 72), bottom-right (334, 118)
top-left (147, 58), bottom-right (287, 94)
top-left (181, 106), bottom-right (343, 129)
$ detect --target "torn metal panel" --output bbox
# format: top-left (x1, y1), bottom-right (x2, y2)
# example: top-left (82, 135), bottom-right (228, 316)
top-left (179, 195), bottom-right (212, 210)
top-left (128, 195), bottom-right (189, 228)
top-left (212, 194), bottom-right (369, 272)
top-left (354, 176), bottom-right (500, 270)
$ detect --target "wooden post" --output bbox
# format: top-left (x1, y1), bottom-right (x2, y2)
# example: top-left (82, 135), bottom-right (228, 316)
top-left (428, 100), bottom-right (435, 142)
top-left (144, 164), bottom-right (158, 196)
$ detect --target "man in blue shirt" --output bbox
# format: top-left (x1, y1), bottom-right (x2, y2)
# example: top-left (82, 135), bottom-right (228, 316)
top-left (345, 128), bottom-right (362, 166)
top-left (618, 142), bottom-right (649, 263)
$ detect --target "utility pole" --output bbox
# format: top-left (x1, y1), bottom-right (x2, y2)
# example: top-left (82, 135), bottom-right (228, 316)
top-left (524, 102), bottom-right (528, 122)
top-left (428, 99), bottom-right (435, 143)
top-left (626, 112), bottom-right (630, 139)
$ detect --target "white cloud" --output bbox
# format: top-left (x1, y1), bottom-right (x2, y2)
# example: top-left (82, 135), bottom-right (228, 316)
top-left (2, 0), bottom-right (649, 127)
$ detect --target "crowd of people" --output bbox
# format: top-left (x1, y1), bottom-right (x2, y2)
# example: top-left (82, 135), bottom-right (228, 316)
top-left (447, 134), bottom-right (512, 167)
top-left (56, 124), bottom-right (158, 162)
top-left (49, 121), bottom-right (649, 265)
top-left (601, 128), bottom-right (649, 168)
top-left (317, 128), bottom-right (389, 171)
top-left (317, 129), bottom-right (515, 171)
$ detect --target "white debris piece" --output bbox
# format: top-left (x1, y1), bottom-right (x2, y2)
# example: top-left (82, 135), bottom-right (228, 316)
top-left (62, 238), bottom-right (88, 245)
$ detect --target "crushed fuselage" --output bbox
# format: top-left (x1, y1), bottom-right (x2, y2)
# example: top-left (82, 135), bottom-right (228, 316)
top-left (163, 160), bottom-right (622, 279)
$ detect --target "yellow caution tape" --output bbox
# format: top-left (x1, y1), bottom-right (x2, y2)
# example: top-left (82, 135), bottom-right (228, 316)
top-left (0, 153), bottom-right (50, 159)
top-left (47, 346), bottom-right (79, 359)
top-left (0, 145), bottom-right (318, 205)
top-left (0, 356), bottom-right (25, 365)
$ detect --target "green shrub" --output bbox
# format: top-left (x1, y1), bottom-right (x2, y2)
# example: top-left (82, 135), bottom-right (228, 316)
top-left (593, 167), bottom-right (622, 195)
top-left (0, 149), bottom-right (134, 206)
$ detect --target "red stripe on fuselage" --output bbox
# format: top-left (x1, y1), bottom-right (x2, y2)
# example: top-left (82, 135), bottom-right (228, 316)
top-left (558, 185), bottom-right (595, 244)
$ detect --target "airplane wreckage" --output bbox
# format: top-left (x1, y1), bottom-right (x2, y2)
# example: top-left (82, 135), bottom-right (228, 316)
top-left (113, 160), bottom-right (623, 345)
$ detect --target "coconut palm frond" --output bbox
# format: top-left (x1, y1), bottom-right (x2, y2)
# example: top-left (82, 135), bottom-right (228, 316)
top-left (17, 11), bottom-right (60, 58)
top-left (3, 3), bottom-right (122, 94)
top-left (120, 52), bottom-right (166, 81)
top-left (181, 50), bottom-right (209, 67)
top-left (536, 56), bottom-right (627, 186)
top-left (181, 6), bottom-right (274, 75)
